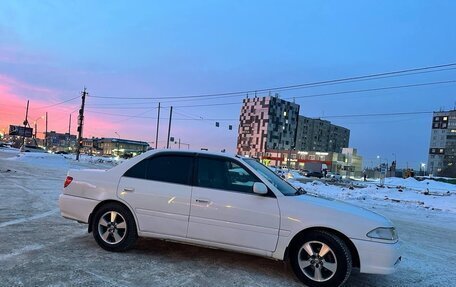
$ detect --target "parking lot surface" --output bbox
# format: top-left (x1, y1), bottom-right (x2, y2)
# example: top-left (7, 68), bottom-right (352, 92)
top-left (1, 151), bottom-right (455, 286)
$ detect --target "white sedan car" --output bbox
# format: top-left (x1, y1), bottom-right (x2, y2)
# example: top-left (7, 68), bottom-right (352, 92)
top-left (59, 150), bottom-right (401, 287)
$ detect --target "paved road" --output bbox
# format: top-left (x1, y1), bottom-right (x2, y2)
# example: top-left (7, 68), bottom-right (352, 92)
top-left (0, 151), bottom-right (455, 286)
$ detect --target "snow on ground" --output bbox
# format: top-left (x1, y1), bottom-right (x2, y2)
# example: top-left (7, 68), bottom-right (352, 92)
top-left (1, 149), bottom-right (456, 286)
top-left (289, 178), bottom-right (456, 213)
top-left (1, 148), bottom-right (124, 171)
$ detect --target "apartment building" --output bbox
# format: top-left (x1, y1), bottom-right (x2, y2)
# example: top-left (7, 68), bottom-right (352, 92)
top-left (295, 116), bottom-right (350, 153)
top-left (236, 96), bottom-right (350, 158)
top-left (236, 96), bottom-right (300, 157)
top-left (427, 109), bottom-right (456, 175)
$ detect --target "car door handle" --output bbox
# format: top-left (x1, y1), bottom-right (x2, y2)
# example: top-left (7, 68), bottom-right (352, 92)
top-left (123, 187), bottom-right (135, 192)
top-left (195, 199), bottom-right (210, 204)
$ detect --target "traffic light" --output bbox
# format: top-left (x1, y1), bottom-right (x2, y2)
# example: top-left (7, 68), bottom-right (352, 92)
top-left (215, 122), bottom-right (219, 127)
top-left (228, 125), bottom-right (232, 130)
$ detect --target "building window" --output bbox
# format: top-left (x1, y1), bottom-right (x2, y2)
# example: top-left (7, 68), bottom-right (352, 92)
top-left (443, 116), bottom-right (448, 121)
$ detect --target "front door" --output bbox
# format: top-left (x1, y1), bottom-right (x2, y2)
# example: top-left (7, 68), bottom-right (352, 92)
top-left (187, 156), bottom-right (280, 252)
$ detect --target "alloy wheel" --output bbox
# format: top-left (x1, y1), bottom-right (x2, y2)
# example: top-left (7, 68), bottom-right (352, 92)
top-left (97, 211), bottom-right (127, 245)
top-left (297, 240), bottom-right (338, 282)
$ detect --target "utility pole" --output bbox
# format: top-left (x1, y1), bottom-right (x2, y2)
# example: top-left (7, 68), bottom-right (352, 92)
top-left (21, 100), bottom-right (29, 149)
top-left (166, 106), bottom-right (173, 149)
top-left (155, 102), bottom-right (160, 149)
top-left (67, 114), bottom-right (72, 149)
top-left (76, 88), bottom-right (87, 161)
top-left (178, 138), bottom-right (181, 149)
top-left (68, 114), bottom-right (72, 134)
top-left (45, 112), bottom-right (48, 149)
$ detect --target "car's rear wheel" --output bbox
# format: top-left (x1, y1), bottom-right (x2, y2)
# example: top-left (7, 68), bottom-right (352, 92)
top-left (290, 230), bottom-right (352, 287)
top-left (92, 203), bottom-right (137, 252)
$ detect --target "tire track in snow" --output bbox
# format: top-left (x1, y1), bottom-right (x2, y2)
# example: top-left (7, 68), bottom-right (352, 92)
top-left (0, 209), bottom-right (59, 228)
top-left (0, 171), bottom-right (60, 229)
top-left (0, 229), bottom-right (85, 261)
top-left (82, 270), bottom-right (131, 287)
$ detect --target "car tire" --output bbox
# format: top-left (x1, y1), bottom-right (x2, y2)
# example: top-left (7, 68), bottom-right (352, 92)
top-left (290, 230), bottom-right (352, 287)
top-left (92, 203), bottom-right (138, 252)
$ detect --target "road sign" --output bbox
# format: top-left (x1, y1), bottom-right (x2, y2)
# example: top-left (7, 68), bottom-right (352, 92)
top-left (9, 125), bottom-right (33, 137)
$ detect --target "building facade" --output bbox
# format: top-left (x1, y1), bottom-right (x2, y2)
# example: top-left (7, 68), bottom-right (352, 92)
top-left (427, 110), bottom-right (456, 175)
top-left (237, 96), bottom-right (300, 157)
top-left (45, 131), bottom-right (77, 152)
top-left (261, 148), bottom-right (363, 177)
top-left (295, 116), bottom-right (350, 153)
top-left (237, 96), bottom-right (351, 159)
top-left (98, 138), bottom-right (149, 156)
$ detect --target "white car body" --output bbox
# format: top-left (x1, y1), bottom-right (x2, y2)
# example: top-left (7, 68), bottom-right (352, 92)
top-left (59, 150), bottom-right (401, 277)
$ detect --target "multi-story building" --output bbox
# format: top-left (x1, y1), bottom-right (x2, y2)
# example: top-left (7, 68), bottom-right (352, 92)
top-left (237, 96), bottom-right (300, 157)
top-left (236, 96), bottom-right (350, 158)
top-left (295, 116), bottom-right (350, 153)
top-left (81, 137), bottom-right (149, 157)
top-left (45, 131), bottom-right (77, 152)
top-left (427, 109), bottom-right (456, 176)
top-left (98, 138), bottom-right (149, 156)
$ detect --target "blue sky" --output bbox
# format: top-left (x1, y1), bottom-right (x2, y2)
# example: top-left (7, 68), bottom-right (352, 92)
top-left (1, 1), bottom-right (456, 169)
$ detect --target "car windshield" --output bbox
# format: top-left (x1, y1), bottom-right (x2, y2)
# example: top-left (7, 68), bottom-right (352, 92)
top-left (243, 158), bottom-right (299, 196)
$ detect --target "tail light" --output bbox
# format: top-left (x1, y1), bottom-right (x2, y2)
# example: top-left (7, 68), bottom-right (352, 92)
top-left (64, 176), bottom-right (73, 188)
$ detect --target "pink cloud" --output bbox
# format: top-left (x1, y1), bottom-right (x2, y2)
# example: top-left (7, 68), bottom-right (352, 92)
top-left (0, 75), bottom-right (121, 138)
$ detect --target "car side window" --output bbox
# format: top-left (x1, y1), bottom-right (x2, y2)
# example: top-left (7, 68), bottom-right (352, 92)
top-left (146, 155), bottom-right (193, 185)
top-left (123, 158), bottom-right (148, 179)
top-left (197, 157), bottom-right (257, 193)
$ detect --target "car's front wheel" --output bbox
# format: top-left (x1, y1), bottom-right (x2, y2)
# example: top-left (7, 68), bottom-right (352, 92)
top-left (92, 203), bottom-right (137, 252)
top-left (290, 230), bottom-right (352, 287)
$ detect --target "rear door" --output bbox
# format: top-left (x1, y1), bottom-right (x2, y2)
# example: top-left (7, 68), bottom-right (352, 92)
top-left (118, 153), bottom-right (194, 237)
top-left (187, 155), bottom-right (280, 252)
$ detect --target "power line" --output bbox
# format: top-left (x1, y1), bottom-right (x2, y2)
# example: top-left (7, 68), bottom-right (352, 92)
top-left (320, 111), bottom-right (433, 119)
top-left (85, 109), bottom-right (157, 118)
top-left (287, 80), bottom-right (456, 100)
top-left (83, 79), bottom-right (456, 111)
top-left (87, 62), bottom-right (456, 100)
top-left (167, 79), bottom-right (456, 109)
top-left (34, 95), bottom-right (80, 109)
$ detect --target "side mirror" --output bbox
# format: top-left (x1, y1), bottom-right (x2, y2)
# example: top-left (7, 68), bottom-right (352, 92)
top-left (253, 182), bottom-right (268, 195)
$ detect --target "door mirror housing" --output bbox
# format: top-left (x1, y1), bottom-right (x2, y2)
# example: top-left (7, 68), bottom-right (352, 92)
top-left (253, 182), bottom-right (268, 195)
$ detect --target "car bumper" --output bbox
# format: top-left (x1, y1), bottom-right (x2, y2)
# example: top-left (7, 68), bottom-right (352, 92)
top-left (59, 194), bottom-right (99, 223)
top-left (352, 238), bottom-right (402, 274)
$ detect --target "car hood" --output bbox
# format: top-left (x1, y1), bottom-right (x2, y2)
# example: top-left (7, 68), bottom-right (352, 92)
top-left (279, 194), bottom-right (394, 240)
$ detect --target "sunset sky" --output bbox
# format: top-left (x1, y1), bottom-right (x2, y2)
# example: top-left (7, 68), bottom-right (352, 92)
top-left (1, 1), bottom-right (456, 168)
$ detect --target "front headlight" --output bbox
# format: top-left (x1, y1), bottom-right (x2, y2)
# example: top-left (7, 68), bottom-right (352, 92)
top-left (367, 227), bottom-right (398, 241)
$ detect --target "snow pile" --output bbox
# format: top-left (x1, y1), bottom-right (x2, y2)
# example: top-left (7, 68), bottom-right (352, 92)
top-left (382, 177), bottom-right (455, 194)
top-left (290, 179), bottom-right (456, 213)
top-left (2, 151), bottom-right (123, 170)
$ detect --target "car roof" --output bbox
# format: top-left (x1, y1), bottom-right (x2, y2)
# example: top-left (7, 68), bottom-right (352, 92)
top-left (148, 149), bottom-right (245, 161)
